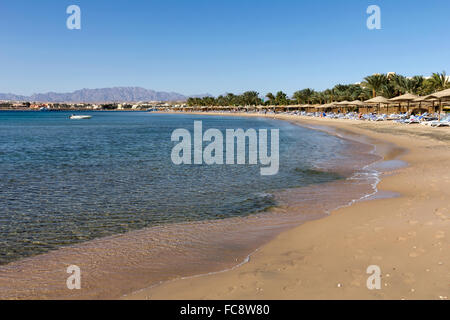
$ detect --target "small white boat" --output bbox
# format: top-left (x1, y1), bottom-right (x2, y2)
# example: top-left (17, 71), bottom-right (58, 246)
top-left (69, 114), bottom-right (92, 120)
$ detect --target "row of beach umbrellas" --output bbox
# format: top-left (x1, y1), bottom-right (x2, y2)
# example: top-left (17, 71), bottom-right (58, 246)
top-left (182, 89), bottom-right (450, 117)
top-left (317, 88), bottom-right (450, 116)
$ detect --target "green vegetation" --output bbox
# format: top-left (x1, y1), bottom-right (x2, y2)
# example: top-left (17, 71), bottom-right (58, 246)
top-left (187, 91), bottom-right (263, 107)
top-left (187, 71), bottom-right (449, 106)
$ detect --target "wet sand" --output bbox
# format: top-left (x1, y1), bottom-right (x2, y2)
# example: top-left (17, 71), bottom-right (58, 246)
top-left (125, 113), bottom-right (450, 300)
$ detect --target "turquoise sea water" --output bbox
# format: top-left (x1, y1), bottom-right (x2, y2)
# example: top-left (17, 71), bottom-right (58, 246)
top-left (0, 111), bottom-right (349, 265)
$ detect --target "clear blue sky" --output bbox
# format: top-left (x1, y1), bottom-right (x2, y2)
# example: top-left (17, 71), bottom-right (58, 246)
top-left (1, 0), bottom-right (449, 96)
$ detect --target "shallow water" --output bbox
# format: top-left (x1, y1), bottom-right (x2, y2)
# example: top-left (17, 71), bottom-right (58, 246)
top-left (0, 111), bottom-right (383, 299)
top-left (0, 111), bottom-right (352, 265)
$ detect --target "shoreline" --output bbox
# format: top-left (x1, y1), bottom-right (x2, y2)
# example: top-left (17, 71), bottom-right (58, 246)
top-left (123, 121), bottom-right (387, 298)
top-left (120, 112), bottom-right (396, 298)
top-left (125, 112), bottom-right (449, 300)
top-left (0, 112), bottom-right (381, 299)
top-left (0, 111), bottom-right (448, 299)
top-left (122, 116), bottom-right (389, 298)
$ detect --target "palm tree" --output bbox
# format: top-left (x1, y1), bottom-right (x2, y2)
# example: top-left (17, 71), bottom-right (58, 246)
top-left (186, 97), bottom-right (195, 107)
top-left (216, 95), bottom-right (227, 106)
top-left (347, 84), bottom-right (365, 101)
top-left (292, 88), bottom-right (315, 104)
top-left (305, 88), bottom-right (315, 104)
top-left (392, 75), bottom-right (425, 95)
top-left (420, 78), bottom-right (438, 95)
top-left (381, 83), bottom-right (396, 98)
top-left (224, 93), bottom-right (236, 106)
top-left (311, 91), bottom-right (326, 104)
top-left (265, 92), bottom-right (275, 105)
top-left (358, 89), bottom-right (371, 101)
top-left (407, 76), bottom-right (425, 95)
top-left (242, 91), bottom-right (260, 106)
top-left (430, 71), bottom-right (449, 91)
top-left (363, 74), bottom-right (388, 98)
top-left (333, 84), bottom-right (350, 101)
top-left (391, 74), bottom-right (408, 95)
top-left (292, 91), bottom-right (303, 104)
top-left (275, 91), bottom-right (288, 105)
top-left (323, 89), bottom-right (334, 103)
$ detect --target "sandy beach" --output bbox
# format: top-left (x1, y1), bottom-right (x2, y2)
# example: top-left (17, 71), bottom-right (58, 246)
top-left (125, 113), bottom-right (450, 300)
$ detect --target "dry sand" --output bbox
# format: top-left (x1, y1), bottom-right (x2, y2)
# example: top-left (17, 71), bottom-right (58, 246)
top-left (125, 113), bottom-right (450, 300)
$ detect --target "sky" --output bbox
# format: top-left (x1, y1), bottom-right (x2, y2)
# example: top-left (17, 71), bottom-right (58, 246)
top-left (1, 0), bottom-right (449, 96)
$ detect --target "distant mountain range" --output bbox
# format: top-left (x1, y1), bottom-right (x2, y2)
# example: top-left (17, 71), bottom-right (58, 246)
top-left (0, 87), bottom-right (211, 103)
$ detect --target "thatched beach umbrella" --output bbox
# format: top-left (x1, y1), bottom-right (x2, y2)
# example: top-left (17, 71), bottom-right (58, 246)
top-left (427, 88), bottom-right (450, 119)
top-left (346, 100), bottom-right (366, 113)
top-left (348, 100), bottom-right (366, 106)
top-left (389, 93), bottom-right (418, 101)
top-left (414, 95), bottom-right (431, 102)
top-left (316, 103), bottom-right (336, 112)
top-left (335, 100), bottom-right (351, 113)
top-left (365, 96), bottom-right (391, 103)
top-left (300, 104), bottom-right (314, 112)
top-left (299, 104), bottom-right (309, 111)
top-left (389, 93), bottom-right (419, 113)
top-left (364, 96), bottom-right (391, 114)
top-left (428, 88), bottom-right (450, 100)
top-left (411, 96), bottom-right (435, 113)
